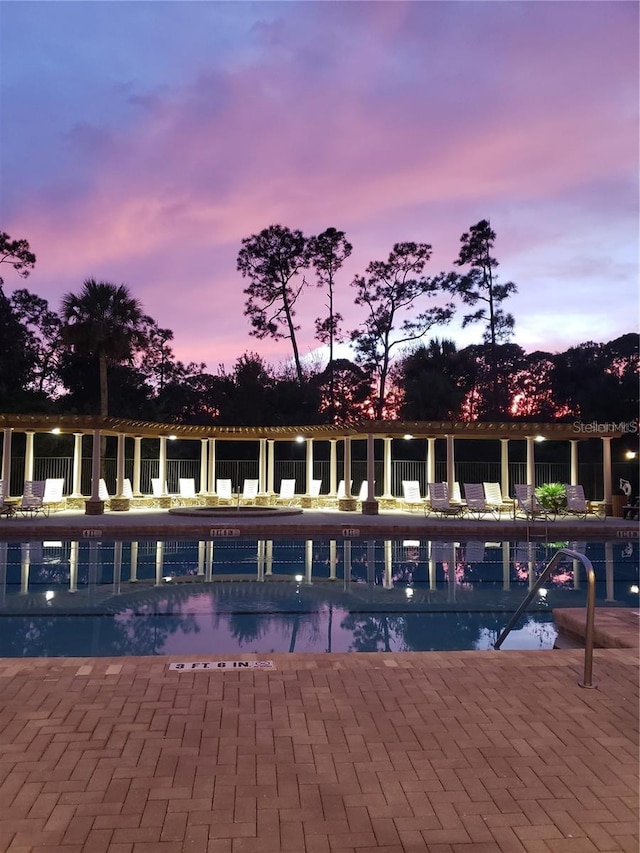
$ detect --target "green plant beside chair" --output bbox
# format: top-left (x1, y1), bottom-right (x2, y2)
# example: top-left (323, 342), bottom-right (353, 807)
top-left (535, 483), bottom-right (567, 516)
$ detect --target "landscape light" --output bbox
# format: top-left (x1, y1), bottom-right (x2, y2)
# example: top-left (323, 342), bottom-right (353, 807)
top-left (405, 587), bottom-right (414, 598)
top-left (45, 590), bottom-right (55, 601)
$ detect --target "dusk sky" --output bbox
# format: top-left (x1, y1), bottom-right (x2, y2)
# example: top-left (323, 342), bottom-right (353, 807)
top-left (1, 1), bottom-right (638, 372)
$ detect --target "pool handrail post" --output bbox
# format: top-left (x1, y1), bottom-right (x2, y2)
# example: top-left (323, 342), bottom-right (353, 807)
top-left (494, 548), bottom-right (596, 688)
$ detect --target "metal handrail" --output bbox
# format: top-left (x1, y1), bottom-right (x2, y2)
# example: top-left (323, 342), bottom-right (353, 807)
top-left (494, 548), bottom-right (596, 688)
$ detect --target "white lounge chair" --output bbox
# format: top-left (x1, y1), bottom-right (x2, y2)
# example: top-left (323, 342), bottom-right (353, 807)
top-left (463, 483), bottom-right (498, 519)
top-left (99, 479), bottom-right (111, 502)
top-left (483, 483), bottom-right (510, 513)
top-left (216, 479), bottom-right (233, 503)
top-left (277, 479), bottom-right (297, 505)
top-left (357, 480), bottom-right (374, 502)
top-left (514, 484), bottom-right (552, 521)
top-left (337, 480), bottom-right (353, 499)
top-left (178, 478), bottom-right (199, 504)
top-left (401, 480), bottom-right (424, 511)
top-left (563, 484), bottom-right (605, 519)
top-left (43, 478), bottom-right (66, 511)
top-left (310, 479), bottom-right (322, 497)
top-left (426, 482), bottom-right (463, 517)
top-left (18, 481), bottom-right (49, 517)
top-left (241, 479), bottom-right (259, 504)
top-left (151, 478), bottom-right (168, 497)
top-left (0, 480), bottom-right (14, 517)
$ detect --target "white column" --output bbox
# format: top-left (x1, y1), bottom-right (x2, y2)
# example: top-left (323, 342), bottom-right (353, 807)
top-left (500, 438), bottom-right (510, 498)
top-left (570, 440), bottom-right (579, 486)
top-left (69, 541), bottom-right (79, 593)
top-left (602, 437), bottom-right (612, 506)
top-left (305, 438), bottom-right (314, 494)
top-left (24, 431), bottom-right (35, 485)
top-left (267, 440), bottom-right (275, 495)
top-left (90, 429), bottom-right (101, 501)
top-left (208, 438), bottom-right (216, 494)
top-left (445, 434), bottom-right (455, 494)
top-left (155, 542), bottom-right (164, 586)
top-left (133, 437), bottom-right (142, 496)
top-left (113, 541), bottom-right (122, 594)
top-left (158, 436), bottom-right (167, 495)
top-left (329, 439), bottom-right (338, 496)
top-left (116, 433), bottom-right (125, 496)
top-left (383, 540), bottom-right (393, 589)
top-left (258, 439), bottom-right (267, 494)
top-left (427, 437), bottom-right (436, 485)
top-left (383, 437), bottom-right (392, 498)
top-left (305, 540), bottom-right (313, 584)
top-left (502, 541), bottom-right (510, 591)
top-left (199, 439), bottom-right (208, 495)
top-left (130, 541), bottom-right (139, 582)
top-left (343, 437), bottom-right (352, 498)
top-left (72, 432), bottom-right (83, 497)
top-left (365, 433), bottom-right (375, 500)
top-left (526, 437), bottom-right (535, 486)
top-left (329, 540), bottom-right (337, 581)
top-left (2, 428), bottom-right (13, 496)
top-left (604, 541), bottom-right (615, 602)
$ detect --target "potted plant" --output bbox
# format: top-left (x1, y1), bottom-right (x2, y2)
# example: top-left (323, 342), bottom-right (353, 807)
top-left (535, 482), bottom-right (567, 515)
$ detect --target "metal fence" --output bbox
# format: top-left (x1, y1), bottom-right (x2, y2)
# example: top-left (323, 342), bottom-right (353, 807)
top-left (7, 456), bottom-right (617, 500)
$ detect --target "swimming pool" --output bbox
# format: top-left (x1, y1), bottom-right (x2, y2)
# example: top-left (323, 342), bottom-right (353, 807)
top-left (0, 537), bottom-right (636, 657)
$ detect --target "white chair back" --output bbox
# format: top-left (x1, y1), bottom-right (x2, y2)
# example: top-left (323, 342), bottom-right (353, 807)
top-left (216, 479), bottom-right (232, 499)
top-left (151, 478), bottom-right (167, 497)
top-left (242, 479), bottom-right (259, 500)
top-left (179, 478), bottom-right (197, 498)
top-left (402, 481), bottom-right (422, 503)
top-left (278, 479), bottom-right (296, 500)
top-left (463, 483), bottom-right (485, 509)
top-left (21, 481), bottom-right (46, 509)
top-left (483, 482), bottom-right (504, 507)
top-left (337, 480), bottom-right (353, 499)
top-left (358, 481), bottom-right (374, 501)
top-left (43, 478), bottom-right (65, 503)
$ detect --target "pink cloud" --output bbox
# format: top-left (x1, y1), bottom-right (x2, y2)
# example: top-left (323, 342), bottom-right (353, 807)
top-left (2, 1), bottom-right (637, 370)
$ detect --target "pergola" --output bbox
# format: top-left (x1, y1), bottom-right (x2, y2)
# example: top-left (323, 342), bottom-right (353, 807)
top-left (0, 413), bottom-right (628, 514)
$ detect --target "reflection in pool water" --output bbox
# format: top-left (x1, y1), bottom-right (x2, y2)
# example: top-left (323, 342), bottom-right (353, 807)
top-left (0, 538), bottom-right (636, 657)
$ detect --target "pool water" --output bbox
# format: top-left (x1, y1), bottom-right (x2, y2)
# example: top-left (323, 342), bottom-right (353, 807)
top-left (0, 538), bottom-right (636, 657)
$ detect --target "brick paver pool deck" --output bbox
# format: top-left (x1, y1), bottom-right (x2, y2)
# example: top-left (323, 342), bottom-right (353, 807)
top-left (0, 509), bottom-right (638, 852)
top-left (0, 649), bottom-right (638, 853)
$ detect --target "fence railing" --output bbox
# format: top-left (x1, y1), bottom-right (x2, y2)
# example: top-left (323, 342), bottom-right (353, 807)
top-left (7, 456), bottom-right (615, 500)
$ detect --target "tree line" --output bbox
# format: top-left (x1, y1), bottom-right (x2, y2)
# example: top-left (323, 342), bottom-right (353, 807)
top-left (0, 227), bottom-right (637, 426)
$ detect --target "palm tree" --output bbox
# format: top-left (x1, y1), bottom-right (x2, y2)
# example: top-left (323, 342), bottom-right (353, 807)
top-left (61, 279), bottom-right (147, 417)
